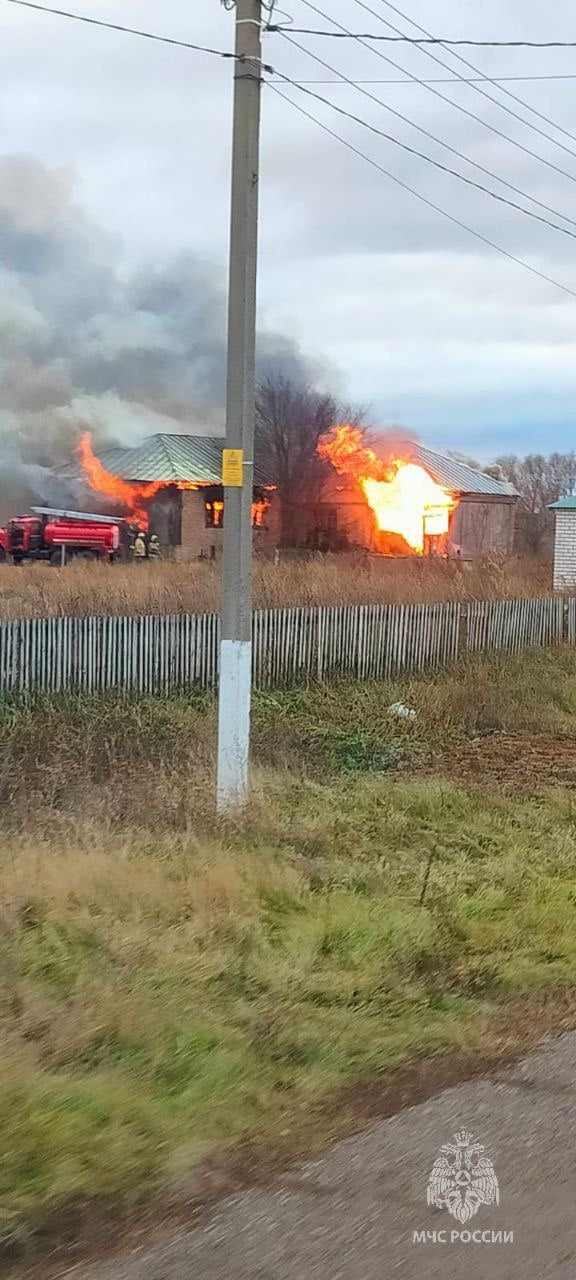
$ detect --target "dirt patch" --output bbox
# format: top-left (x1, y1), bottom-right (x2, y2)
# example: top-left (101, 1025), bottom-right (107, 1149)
top-left (421, 731), bottom-right (576, 791)
top-left (14, 989), bottom-right (576, 1280)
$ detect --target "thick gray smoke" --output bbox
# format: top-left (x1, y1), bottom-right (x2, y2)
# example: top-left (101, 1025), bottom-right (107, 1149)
top-left (0, 155), bottom-right (320, 519)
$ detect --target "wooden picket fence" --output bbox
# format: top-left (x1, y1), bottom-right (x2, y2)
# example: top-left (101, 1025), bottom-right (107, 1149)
top-left (0, 596), bottom-right (573, 695)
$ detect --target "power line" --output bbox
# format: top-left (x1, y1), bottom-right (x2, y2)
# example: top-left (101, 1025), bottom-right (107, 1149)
top-left (268, 83), bottom-right (576, 302)
top-left (363, 0), bottom-right (576, 158)
top-left (374, 0), bottom-right (576, 147)
top-left (294, 0), bottom-right (576, 190)
top-left (2, 0), bottom-right (276, 67)
top-left (273, 68), bottom-right (576, 242)
top-left (6, 0), bottom-right (574, 291)
top-left (332, 0), bottom-right (576, 174)
top-left (269, 25), bottom-right (576, 48)
top-left (277, 24), bottom-right (576, 231)
top-left (276, 73), bottom-right (576, 85)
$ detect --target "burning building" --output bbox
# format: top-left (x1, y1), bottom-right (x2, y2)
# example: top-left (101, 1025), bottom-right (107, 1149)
top-left (76, 432), bottom-right (279, 559)
top-left (68, 426), bottom-right (517, 562)
top-left (316, 426), bottom-right (518, 559)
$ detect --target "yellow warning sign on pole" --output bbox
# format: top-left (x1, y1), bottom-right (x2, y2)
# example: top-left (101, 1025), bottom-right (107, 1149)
top-left (222, 449), bottom-right (244, 487)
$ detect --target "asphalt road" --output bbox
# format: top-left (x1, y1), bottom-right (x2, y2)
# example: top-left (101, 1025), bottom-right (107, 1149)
top-left (81, 1033), bottom-right (576, 1280)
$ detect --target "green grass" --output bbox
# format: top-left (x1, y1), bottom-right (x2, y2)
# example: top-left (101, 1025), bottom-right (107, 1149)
top-left (1, 647), bottom-right (576, 1247)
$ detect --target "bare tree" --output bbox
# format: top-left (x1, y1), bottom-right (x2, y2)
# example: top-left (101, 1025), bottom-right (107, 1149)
top-left (495, 452), bottom-right (576, 511)
top-left (495, 451), bottom-right (576, 554)
top-left (255, 374), bottom-right (364, 546)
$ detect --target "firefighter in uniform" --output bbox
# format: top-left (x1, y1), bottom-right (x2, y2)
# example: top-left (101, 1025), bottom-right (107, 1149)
top-left (149, 533), bottom-right (161, 558)
top-left (133, 530), bottom-right (147, 561)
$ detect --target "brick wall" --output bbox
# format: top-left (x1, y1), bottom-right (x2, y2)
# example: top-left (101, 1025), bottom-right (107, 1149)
top-left (177, 491), bottom-right (223, 562)
top-left (176, 490), bottom-right (281, 562)
top-left (553, 511), bottom-right (576, 589)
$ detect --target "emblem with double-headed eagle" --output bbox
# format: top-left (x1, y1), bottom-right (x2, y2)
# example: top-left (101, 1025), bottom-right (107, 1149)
top-left (427, 1130), bottom-right (499, 1223)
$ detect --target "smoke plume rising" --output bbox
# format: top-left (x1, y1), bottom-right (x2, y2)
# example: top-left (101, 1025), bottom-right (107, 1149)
top-left (0, 155), bottom-right (320, 518)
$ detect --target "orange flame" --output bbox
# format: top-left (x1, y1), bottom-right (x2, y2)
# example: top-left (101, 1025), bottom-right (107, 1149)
top-left (252, 498), bottom-right (268, 529)
top-left (78, 433), bottom-right (271, 536)
top-left (318, 424), bottom-right (456, 554)
top-left (77, 433), bottom-right (201, 527)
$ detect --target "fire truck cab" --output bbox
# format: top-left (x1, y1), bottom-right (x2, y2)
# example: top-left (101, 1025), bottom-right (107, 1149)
top-left (0, 527), bottom-right (7, 562)
top-left (4, 508), bottom-right (126, 565)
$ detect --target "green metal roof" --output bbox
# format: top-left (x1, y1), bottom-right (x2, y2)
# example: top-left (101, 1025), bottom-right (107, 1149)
top-left (94, 433), bottom-right (272, 487)
top-left (549, 496), bottom-right (576, 510)
top-left (410, 444), bottom-right (518, 497)
top-left (98, 434), bottom-right (224, 485)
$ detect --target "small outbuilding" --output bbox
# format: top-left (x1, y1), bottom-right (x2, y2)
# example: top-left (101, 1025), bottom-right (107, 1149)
top-left (549, 496), bottom-right (576, 589)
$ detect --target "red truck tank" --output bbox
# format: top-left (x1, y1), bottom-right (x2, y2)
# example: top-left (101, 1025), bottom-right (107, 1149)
top-left (5, 508), bottom-right (127, 565)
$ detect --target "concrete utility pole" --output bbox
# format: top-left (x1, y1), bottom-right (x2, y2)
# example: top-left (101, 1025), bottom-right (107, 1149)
top-left (216, 0), bottom-right (263, 812)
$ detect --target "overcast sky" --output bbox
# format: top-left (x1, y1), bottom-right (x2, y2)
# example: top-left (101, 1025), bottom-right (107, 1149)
top-left (2, 0), bottom-right (576, 458)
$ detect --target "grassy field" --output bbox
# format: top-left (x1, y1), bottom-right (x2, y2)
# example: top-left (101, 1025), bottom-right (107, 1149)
top-left (0, 554), bottom-right (553, 620)
top-left (1, 647), bottom-right (576, 1255)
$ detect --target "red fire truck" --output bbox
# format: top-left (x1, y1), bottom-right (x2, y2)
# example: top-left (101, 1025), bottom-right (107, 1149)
top-left (0, 507), bottom-right (130, 565)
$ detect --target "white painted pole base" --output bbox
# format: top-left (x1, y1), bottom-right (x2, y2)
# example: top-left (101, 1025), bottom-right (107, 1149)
top-left (216, 638), bottom-right (252, 813)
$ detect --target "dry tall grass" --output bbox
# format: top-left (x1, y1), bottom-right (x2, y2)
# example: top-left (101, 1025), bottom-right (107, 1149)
top-left (0, 554), bottom-right (553, 620)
